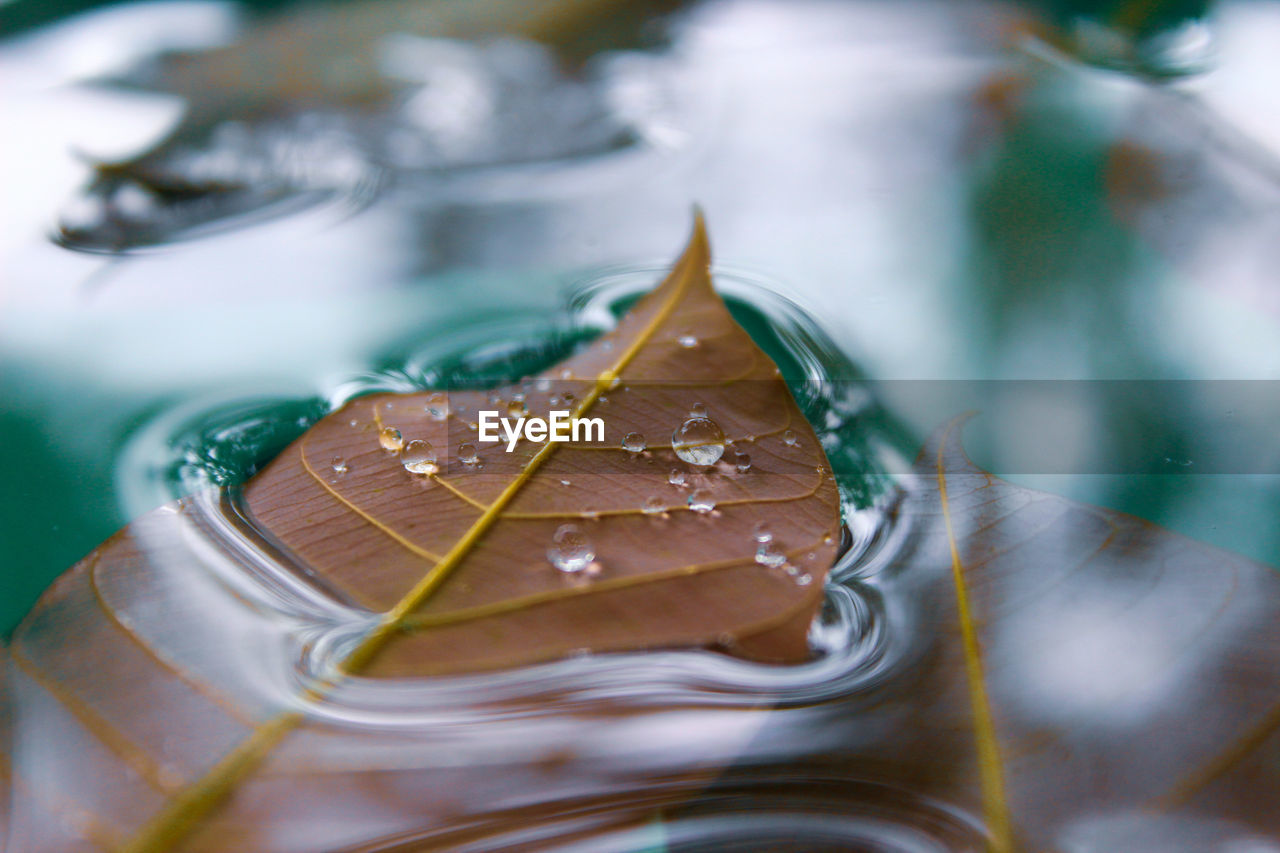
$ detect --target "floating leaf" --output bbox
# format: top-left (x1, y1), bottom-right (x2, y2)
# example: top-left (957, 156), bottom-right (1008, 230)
top-left (243, 214), bottom-right (841, 675)
top-left (1, 215), bottom-right (841, 849)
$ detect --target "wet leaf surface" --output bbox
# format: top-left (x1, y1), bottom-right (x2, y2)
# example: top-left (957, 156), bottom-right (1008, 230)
top-left (243, 215), bottom-right (841, 674)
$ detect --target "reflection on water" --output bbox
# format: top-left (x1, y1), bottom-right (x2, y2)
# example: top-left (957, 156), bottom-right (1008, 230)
top-left (56, 33), bottom-right (691, 251)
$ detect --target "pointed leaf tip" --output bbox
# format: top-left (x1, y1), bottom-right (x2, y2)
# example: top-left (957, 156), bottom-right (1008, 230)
top-left (689, 205), bottom-right (710, 262)
top-left (660, 206), bottom-right (711, 300)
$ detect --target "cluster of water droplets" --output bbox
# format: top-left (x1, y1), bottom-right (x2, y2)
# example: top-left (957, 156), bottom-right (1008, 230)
top-left (372, 405), bottom-right (443, 475)
top-left (545, 398), bottom-right (751, 571)
top-left (583, 397), bottom-right (817, 590)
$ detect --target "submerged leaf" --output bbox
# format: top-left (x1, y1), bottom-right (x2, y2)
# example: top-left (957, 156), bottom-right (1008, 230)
top-left (858, 418), bottom-right (1280, 850)
top-left (1, 216), bottom-right (841, 849)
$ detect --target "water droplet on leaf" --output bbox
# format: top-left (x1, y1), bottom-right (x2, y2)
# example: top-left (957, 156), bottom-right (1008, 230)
top-left (622, 432), bottom-right (646, 453)
top-left (401, 439), bottom-right (438, 475)
top-left (755, 541), bottom-right (787, 568)
top-left (425, 393), bottom-right (448, 420)
top-left (458, 443), bottom-right (478, 465)
top-left (379, 427), bottom-right (403, 452)
top-left (548, 524), bottom-right (595, 573)
top-left (672, 416), bottom-right (725, 466)
top-left (642, 496), bottom-right (665, 515)
top-left (687, 488), bottom-right (716, 514)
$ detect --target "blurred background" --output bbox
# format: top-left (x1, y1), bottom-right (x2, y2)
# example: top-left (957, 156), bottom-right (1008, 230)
top-left (2, 0), bottom-right (1279, 632)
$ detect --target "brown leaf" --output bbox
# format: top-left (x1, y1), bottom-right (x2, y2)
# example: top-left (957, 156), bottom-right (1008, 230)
top-left (242, 213), bottom-right (841, 675)
top-left (0, 215), bottom-right (840, 850)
